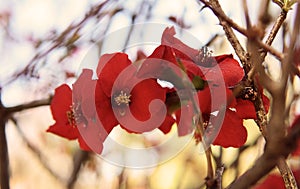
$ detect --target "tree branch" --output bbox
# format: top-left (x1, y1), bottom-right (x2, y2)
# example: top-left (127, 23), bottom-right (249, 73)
top-left (199, 0), bottom-right (250, 71)
top-left (228, 114), bottom-right (300, 189)
top-left (67, 150), bottom-right (90, 189)
top-left (6, 96), bottom-right (52, 113)
top-left (0, 89), bottom-right (10, 189)
top-left (11, 118), bottom-right (64, 184)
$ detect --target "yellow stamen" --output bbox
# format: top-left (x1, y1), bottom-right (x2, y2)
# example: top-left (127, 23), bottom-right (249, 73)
top-left (114, 91), bottom-right (131, 106)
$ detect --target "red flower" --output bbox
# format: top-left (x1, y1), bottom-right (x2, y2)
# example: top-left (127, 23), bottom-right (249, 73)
top-left (96, 52), bottom-right (175, 134)
top-left (137, 26), bottom-right (254, 147)
top-left (47, 84), bottom-right (79, 140)
top-left (139, 27), bottom-right (244, 89)
top-left (47, 69), bottom-right (108, 154)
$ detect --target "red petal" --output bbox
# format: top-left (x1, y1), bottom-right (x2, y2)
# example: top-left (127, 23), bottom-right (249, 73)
top-left (197, 86), bottom-right (234, 113)
top-left (50, 84), bottom-right (72, 122)
top-left (138, 45), bottom-right (200, 82)
top-left (205, 55), bottom-right (244, 87)
top-left (161, 26), bottom-right (199, 61)
top-left (97, 53), bottom-right (132, 96)
top-left (197, 87), bottom-right (212, 114)
top-left (236, 99), bottom-right (257, 119)
top-left (95, 82), bottom-right (118, 133)
top-left (212, 110), bottom-right (247, 147)
top-left (47, 122), bottom-right (78, 140)
top-left (73, 69), bottom-right (98, 119)
top-left (158, 115), bottom-right (176, 134)
top-left (118, 79), bottom-right (167, 133)
top-left (138, 45), bottom-right (176, 79)
top-left (47, 84), bottom-right (79, 140)
top-left (73, 69), bottom-right (93, 99)
top-left (77, 121), bottom-right (107, 154)
top-left (130, 79), bottom-right (166, 121)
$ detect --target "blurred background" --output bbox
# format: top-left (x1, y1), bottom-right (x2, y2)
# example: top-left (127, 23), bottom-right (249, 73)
top-left (0, 0), bottom-right (299, 188)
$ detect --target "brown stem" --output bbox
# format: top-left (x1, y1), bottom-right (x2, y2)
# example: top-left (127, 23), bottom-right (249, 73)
top-left (205, 147), bottom-right (215, 187)
top-left (260, 9), bottom-right (287, 59)
top-left (277, 158), bottom-right (298, 189)
top-left (265, 10), bottom-right (287, 46)
top-left (0, 92), bottom-right (9, 189)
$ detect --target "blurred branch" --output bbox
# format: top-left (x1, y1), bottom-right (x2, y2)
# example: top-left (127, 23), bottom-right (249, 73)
top-left (204, 34), bottom-right (220, 47)
top-left (10, 118), bottom-right (64, 184)
top-left (67, 150), bottom-right (90, 189)
top-left (228, 3), bottom-right (300, 188)
top-left (205, 147), bottom-right (215, 188)
top-left (6, 96), bottom-right (52, 113)
top-left (199, 0), bottom-right (250, 71)
top-left (258, 0), bottom-right (272, 34)
top-left (4, 0), bottom-right (121, 86)
top-left (199, 1), bottom-right (299, 188)
top-left (228, 112), bottom-right (300, 189)
top-left (199, 0), bottom-right (284, 62)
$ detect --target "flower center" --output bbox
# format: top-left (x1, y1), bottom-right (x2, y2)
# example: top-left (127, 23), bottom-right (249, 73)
top-left (66, 103), bottom-right (83, 127)
top-left (114, 91), bottom-right (131, 106)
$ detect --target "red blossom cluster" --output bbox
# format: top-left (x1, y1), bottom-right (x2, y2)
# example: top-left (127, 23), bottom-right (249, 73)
top-left (47, 27), bottom-right (270, 153)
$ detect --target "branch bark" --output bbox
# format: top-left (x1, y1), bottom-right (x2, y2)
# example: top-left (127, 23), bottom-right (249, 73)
top-left (0, 92), bottom-right (10, 189)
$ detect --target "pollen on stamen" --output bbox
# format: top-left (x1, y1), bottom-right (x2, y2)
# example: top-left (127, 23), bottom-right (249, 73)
top-left (66, 103), bottom-right (83, 127)
top-left (114, 91), bottom-right (131, 106)
top-left (66, 108), bottom-right (76, 127)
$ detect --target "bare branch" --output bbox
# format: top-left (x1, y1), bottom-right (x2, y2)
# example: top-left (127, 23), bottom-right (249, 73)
top-left (6, 96), bottom-right (52, 113)
top-left (228, 113), bottom-right (300, 189)
top-left (67, 150), bottom-right (90, 189)
top-left (199, 0), bottom-right (250, 70)
top-left (11, 118), bottom-right (64, 184)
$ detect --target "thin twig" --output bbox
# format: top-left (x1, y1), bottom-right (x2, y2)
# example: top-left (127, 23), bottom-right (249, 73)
top-left (199, 0), bottom-right (284, 62)
top-left (11, 118), bottom-right (64, 184)
top-left (258, 0), bottom-right (272, 35)
top-left (6, 96), bottom-right (52, 113)
top-left (3, 0), bottom-right (116, 86)
top-left (242, 0), bottom-right (252, 29)
top-left (204, 34), bottom-right (220, 46)
top-left (199, 0), bottom-right (249, 70)
top-left (205, 147), bottom-right (215, 188)
top-left (67, 150), bottom-right (90, 189)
